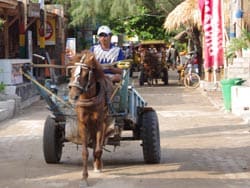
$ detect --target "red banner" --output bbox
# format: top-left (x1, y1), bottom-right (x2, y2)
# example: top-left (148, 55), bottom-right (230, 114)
top-left (199, 0), bottom-right (224, 69)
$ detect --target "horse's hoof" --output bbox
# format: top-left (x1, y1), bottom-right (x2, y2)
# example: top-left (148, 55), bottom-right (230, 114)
top-left (93, 168), bottom-right (102, 173)
top-left (79, 180), bottom-right (89, 187)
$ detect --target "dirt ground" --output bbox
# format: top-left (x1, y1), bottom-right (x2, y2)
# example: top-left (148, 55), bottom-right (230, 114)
top-left (0, 77), bottom-right (250, 188)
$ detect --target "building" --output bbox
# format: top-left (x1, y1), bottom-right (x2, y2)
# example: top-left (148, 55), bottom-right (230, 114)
top-left (0, 0), bottom-right (66, 108)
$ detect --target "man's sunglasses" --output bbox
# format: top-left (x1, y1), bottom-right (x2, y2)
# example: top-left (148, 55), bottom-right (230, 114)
top-left (99, 33), bottom-right (110, 37)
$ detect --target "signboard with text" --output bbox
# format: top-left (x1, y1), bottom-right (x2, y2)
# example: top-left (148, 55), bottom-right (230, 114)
top-left (37, 18), bottom-right (56, 45)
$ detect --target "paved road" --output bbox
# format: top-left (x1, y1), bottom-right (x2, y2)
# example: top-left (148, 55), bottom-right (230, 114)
top-left (0, 75), bottom-right (250, 188)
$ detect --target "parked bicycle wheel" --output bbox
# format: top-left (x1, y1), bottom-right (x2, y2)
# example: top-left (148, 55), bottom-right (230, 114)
top-left (184, 73), bottom-right (200, 88)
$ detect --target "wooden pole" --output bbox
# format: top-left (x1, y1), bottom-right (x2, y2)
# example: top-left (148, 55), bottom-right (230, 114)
top-left (3, 10), bottom-right (8, 58)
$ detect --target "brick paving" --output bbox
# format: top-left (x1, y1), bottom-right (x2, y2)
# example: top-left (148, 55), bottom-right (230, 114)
top-left (202, 89), bottom-right (224, 110)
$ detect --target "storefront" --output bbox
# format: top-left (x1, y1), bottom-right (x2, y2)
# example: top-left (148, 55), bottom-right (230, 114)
top-left (0, 0), bottom-right (65, 104)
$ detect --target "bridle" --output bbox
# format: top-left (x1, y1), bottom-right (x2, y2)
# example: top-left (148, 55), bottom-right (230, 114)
top-left (68, 54), bottom-right (94, 93)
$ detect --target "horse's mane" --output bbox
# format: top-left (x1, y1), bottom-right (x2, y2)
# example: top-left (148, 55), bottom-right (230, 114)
top-left (69, 50), bottom-right (105, 80)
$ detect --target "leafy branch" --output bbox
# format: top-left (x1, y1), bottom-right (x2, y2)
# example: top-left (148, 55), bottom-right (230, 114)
top-left (226, 29), bottom-right (250, 58)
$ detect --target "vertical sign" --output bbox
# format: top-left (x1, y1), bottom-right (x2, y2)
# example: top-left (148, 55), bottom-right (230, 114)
top-left (199, 0), bottom-right (224, 82)
top-left (39, 0), bottom-right (45, 52)
top-left (37, 18), bottom-right (56, 45)
top-left (198, 0), bottom-right (224, 70)
top-left (18, 1), bottom-right (26, 57)
top-left (65, 38), bottom-right (76, 63)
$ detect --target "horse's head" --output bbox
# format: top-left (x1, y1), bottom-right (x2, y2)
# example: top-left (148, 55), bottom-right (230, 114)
top-left (68, 50), bottom-right (104, 103)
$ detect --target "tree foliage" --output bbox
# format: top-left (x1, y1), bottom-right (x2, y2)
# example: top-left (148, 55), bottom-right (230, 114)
top-left (113, 7), bottom-right (166, 40)
top-left (51, 0), bottom-right (184, 40)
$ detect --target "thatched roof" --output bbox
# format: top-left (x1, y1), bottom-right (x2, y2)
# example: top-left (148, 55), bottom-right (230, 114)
top-left (164, 0), bottom-right (201, 31)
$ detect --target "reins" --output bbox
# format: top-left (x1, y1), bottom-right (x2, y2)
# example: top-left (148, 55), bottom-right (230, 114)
top-left (76, 81), bottom-right (105, 107)
top-left (68, 52), bottom-right (122, 108)
top-left (68, 54), bottom-right (94, 93)
top-left (68, 53), bottom-right (106, 107)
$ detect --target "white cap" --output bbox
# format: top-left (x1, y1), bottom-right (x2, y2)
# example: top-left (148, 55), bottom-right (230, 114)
top-left (97, 25), bottom-right (112, 35)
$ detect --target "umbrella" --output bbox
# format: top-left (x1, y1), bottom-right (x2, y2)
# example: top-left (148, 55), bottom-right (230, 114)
top-left (164, 0), bottom-right (201, 31)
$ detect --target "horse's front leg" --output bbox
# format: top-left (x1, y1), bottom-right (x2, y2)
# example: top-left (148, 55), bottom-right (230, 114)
top-left (79, 124), bottom-right (89, 187)
top-left (93, 128), bottom-right (104, 172)
top-left (148, 77), bottom-right (152, 86)
top-left (154, 78), bottom-right (158, 85)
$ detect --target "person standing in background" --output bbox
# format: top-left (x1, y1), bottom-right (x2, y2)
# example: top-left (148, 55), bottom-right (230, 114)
top-left (168, 42), bottom-right (180, 69)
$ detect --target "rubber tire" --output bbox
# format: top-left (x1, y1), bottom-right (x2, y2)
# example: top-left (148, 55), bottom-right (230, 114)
top-left (162, 69), bottom-right (168, 85)
top-left (183, 73), bottom-right (200, 88)
top-left (134, 110), bottom-right (143, 139)
top-left (139, 70), bottom-right (144, 86)
top-left (141, 110), bottom-right (161, 163)
top-left (130, 69), bottom-right (133, 77)
top-left (43, 115), bottom-right (63, 163)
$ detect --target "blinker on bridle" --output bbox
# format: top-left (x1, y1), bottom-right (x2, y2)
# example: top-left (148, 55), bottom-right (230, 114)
top-left (68, 54), bottom-right (94, 93)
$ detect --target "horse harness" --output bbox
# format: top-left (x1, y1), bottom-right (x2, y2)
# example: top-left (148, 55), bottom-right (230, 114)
top-left (68, 54), bottom-right (106, 107)
top-left (68, 54), bottom-right (94, 93)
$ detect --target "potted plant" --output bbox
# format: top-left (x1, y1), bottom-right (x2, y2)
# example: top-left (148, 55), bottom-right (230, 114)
top-left (0, 82), bottom-right (5, 93)
top-left (226, 29), bottom-right (250, 59)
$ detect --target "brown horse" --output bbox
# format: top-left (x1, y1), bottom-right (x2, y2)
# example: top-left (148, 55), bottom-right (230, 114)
top-left (68, 50), bottom-right (114, 186)
top-left (140, 49), bottom-right (160, 85)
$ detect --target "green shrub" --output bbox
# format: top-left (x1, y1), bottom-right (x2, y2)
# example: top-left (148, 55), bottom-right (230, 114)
top-left (226, 29), bottom-right (250, 58)
top-left (0, 82), bottom-right (5, 93)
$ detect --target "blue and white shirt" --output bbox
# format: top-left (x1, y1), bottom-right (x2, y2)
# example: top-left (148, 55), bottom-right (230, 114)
top-left (90, 44), bottom-right (124, 74)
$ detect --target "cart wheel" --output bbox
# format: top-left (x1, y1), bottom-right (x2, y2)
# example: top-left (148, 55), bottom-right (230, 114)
top-left (130, 64), bottom-right (134, 77)
top-left (141, 109), bottom-right (161, 163)
top-left (162, 68), bottom-right (168, 85)
top-left (134, 110), bottom-right (143, 139)
top-left (183, 73), bottom-right (200, 88)
top-left (139, 70), bottom-right (144, 86)
top-left (43, 115), bottom-right (63, 163)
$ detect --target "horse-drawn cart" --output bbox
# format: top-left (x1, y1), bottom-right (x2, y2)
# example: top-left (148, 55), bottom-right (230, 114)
top-left (137, 40), bottom-right (169, 86)
top-left (22, 55), bottom-right (161, 165)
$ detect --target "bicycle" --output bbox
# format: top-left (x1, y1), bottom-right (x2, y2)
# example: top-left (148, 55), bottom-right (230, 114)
top-left (183, 69), bottom-right (200, 88)
top-left (177, 52), bottom-right (200, 89)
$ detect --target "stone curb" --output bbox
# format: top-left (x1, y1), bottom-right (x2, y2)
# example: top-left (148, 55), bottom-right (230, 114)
top-left (0, 99), bottom-right (15, 122)
top-left (0, 95), bottom-right (40, 123)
